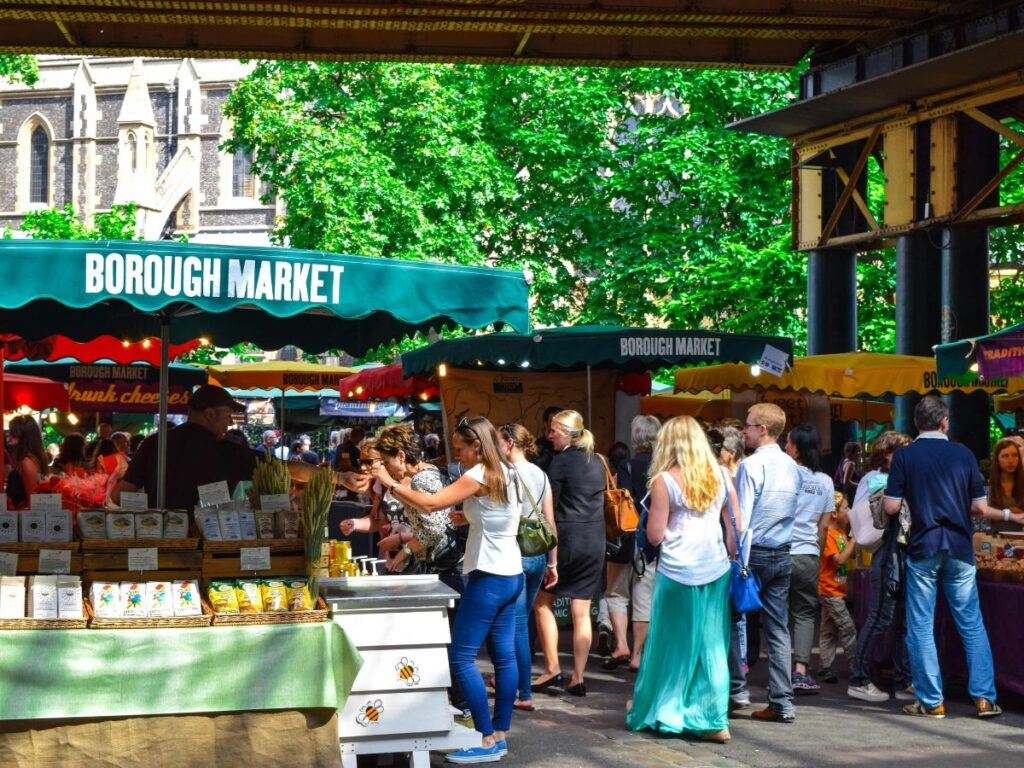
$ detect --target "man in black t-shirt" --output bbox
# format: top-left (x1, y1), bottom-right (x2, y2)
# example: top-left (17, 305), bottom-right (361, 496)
top-left (113, 385), bottom-right (255, 510)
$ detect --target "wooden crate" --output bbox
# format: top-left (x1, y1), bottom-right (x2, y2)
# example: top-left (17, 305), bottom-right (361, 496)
top-left (201, 538), bottom-right (305, 580)
top-left (82, 550), bottom-right (203, 583)
top-left (0, 541), bottom-right (82, 577)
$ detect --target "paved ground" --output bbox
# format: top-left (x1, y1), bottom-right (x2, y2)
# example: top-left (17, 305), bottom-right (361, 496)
top-left (415, 649), bottom-right (1024, 768)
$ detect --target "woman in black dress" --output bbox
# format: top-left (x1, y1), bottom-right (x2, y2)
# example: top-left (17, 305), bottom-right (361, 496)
top-left (532, 410), bottom-right (606, 697)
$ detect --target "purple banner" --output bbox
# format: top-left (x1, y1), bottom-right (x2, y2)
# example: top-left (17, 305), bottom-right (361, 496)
top-left (977, 334), bottom-right (1024, 380)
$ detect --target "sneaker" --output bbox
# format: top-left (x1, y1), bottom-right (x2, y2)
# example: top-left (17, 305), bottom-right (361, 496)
top-left (792, 671), bottom-right (820, 695)
top-left (848, 683), bottom-right (890, 703)
top-left (495, 740), bottom-right (508, 756)
top-left (816, 667), bottom-right (838, 684)
top-left (446, 744), bottom-right (503, 764)
top-left (894, 685), bottom-right (916, 702)
top-left (903, 701), bottom-right (945, 719)
top-left (975, 698), bottom-right (1003, 719)
top-left (728, 696), bottom-right (751, 712)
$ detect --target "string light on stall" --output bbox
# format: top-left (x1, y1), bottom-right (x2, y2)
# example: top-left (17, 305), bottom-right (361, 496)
top-left (67, 413), bottom-right (79, 425)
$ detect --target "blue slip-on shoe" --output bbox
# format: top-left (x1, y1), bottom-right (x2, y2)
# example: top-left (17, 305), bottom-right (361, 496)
top-left (495, 740), bottom-right (507, 756)
top-left (446, 744), bottom-right (503, 764)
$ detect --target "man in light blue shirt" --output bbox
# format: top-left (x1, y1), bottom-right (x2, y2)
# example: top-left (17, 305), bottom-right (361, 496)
top-left (729, 403), bottom-right (801, 722)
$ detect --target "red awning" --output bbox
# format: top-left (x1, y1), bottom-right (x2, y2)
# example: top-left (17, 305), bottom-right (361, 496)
top-left (4, 373), bottom-right (68, 412)
top-left (0, 334), bottom-right (201, 364)
top-left (339, 364), bottom-right (438, 401)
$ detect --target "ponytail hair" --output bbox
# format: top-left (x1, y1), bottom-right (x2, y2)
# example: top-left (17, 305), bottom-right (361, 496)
top-left (552, 410), bottom-right (595, 455)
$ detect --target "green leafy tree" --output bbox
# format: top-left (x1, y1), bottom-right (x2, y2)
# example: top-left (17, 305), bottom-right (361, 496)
top-left (18, 203), bottom-right (139, 240)
top-left (0, 54), bottom-right (37, 86)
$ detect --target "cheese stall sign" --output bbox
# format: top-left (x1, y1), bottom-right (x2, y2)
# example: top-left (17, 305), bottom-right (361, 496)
top-left (85, 252), bottom-right (345, 304)
top-left (620, 335), bottom-right (722, 359)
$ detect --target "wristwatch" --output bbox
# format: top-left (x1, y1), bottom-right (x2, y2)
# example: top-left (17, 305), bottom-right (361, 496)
top-left (402, 544), bottom-right (413, 557)
top-left (1004, 508), bottom-right (1011, 522)
top-left (390, 481), bottom-right (401, 493)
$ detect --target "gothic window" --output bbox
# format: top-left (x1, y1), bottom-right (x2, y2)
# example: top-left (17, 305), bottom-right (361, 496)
top-left (232, 147), bottom-right (256, 198)
top-left (29, 126), bottom-right (49, 203)
top-left (128, 131), bottom-right (138, 171)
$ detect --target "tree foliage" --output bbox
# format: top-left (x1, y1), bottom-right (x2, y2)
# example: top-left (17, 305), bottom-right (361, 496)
top-left (16, 203), bottom-right (139, 240)
top-left (0, 54), bottom-right (37, 86)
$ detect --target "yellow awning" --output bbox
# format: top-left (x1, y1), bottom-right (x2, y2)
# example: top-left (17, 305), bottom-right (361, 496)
top-left (206, 361), bottom-right (358, 392)
top-left (642, 390), bottom-right (893, 425)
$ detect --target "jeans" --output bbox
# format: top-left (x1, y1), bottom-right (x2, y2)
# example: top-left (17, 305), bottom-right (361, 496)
top-left (789, 554), bottom-right (820, 667)
top-left (486, 554), bottom-right (546, 701)
top-left (450, 570), bottom-right (524, 735)
top-left (849, 544), bottom-right (910, 689)
top-left (904, 551), bottom-right (995, 708)
top-left (744, 546), bottom-right (794, 716)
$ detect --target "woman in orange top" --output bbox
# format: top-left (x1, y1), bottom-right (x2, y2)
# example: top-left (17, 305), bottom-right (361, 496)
top-left (6, 414), bottom-right (51, 509)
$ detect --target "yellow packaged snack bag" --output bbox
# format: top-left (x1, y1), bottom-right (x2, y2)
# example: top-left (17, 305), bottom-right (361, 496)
top-left (208, 581), bottom-right (240, 614)
top-left (260, 579), bottom-right (288, 612)
top-left (287, 580), bottom-right (313, 611)
top-left (235, 580), bottom-right (264, 614)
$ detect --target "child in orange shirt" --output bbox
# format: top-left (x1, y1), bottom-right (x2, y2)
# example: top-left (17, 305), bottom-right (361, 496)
top-left (816, 491), bottom-right (858, 683)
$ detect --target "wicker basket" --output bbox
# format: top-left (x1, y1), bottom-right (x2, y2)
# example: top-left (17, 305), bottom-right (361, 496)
top-left (209, 595), bottom-right (330, 626)
top-left (0, 599), bottom-right (89, 630)
top-left (84, 597), bottom-right (213, 629)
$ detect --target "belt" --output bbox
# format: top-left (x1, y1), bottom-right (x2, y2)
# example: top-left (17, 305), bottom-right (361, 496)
top-left (750, 544), bottom-right (791, 553)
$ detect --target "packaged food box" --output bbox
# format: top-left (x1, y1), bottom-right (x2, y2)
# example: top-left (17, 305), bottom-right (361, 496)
top-left (90, 581), bottom-right (121, 618)
top-left (260, 579), bottom-right (288, 612)
top-left (135, 512), bottom-right (164, 539)
top-left (275, 510), bottom-right (300, 539)
top-left (146, 582), bottom-right (173, 617)
top-left (254, 511), bottom-right (275, 540)
top-left (120, 582), bottom-right (146, 617)
top-left (236, 579), bottom-right (264, 613)
top-left (286, 579), bottom-right (313, 611)
top-left (0, 511), bottom-right (18, 543)
top-left (208, 581), bottom-right (240, 614)
top-left (172, 580), bottom-right (201, 617)
top-left (78, 510), bottom-right (107, 539)
top-left (238, 510), bottom-right (257, 540)
top-left (27, 575), bottom-right (58, 618)
top-left (57, 576), bottom-right (83, 619)
top-left (197, 510), bottom-right (222, 540)
top-left (0, 575), bottom-right (26, 619)
top-left (163, 510), bottom-right (189, 539)
top-left (44, 509), bottom-right (73, 543)
top-left (217, 510), bottom-right (242, 541)
top-left (106, 512), bottom-right (136, 539)
top-left (19, 510), bottom-right (45, 543)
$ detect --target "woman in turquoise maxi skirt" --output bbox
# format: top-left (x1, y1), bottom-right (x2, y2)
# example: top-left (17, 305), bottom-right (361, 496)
top-left (626, 416), bottom-right (737, 743)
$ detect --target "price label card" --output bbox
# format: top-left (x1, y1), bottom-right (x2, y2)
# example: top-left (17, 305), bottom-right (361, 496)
top-left (0, 552), bottom-right (17, 576)
top-left (0, 493), bottom-right (7, 511)
top-left (757, 344), bottom-right (789, 378)
top-left (38, 548), bottom-right (71, 575)
top-left (197, 481), bottom-right (231, 508)
top-left (120, 492), bottom-right (149, 511)
top-left (128, 547), bottom-right (159, 572)
top-left (30, 494), bottom-right (62, 512)
top-left (259, 494), bottom-right (291, 513)
top-left (240, 546), bottom-right (271, 572)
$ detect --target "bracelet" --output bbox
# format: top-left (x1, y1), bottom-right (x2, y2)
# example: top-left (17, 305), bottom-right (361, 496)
top-left (1004, 508), bottom-right (1011, 522)
top-left (546, 564), bottom-right (557, 569)
top-left (390, 481), bottom-right (401, 493)
top-left (402, 544), bottom-right (413, 557)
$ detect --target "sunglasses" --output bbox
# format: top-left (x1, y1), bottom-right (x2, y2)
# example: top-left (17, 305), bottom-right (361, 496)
top-left (359, 457), bottom-right (382, 467)
top-left (457, 417), bottom-right (481, 443)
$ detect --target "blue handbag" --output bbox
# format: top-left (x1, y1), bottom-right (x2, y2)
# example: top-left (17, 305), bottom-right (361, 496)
top-left (724, 473), bottom-right (762, 613)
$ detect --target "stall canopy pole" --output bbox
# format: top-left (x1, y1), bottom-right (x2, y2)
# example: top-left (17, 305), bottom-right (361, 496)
top-left (280, 389), bottom-right (286, 444)
top-left (0, 346), bottom-right (5, 487)
top-left (156, 318), bottom-right (171, 509)
top-left (586, 364), bottom-right (592, 428)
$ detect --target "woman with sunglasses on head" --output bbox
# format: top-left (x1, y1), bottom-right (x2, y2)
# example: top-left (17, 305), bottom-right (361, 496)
top-left (6, 414), bottom-right (51, 509)
top-left (339, 439), bottom-right (408, 541)
top-left (372, 416), bottom-right (523, 765)
top-left (531, 410), bottom-right (606, 697)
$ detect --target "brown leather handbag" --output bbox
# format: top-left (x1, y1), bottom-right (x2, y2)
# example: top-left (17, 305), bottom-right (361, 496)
top-left (599, 455), bottom-right (639, 539)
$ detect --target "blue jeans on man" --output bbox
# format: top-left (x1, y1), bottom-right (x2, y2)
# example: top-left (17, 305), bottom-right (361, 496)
top-left (904, 551), bottom-right (995, 708)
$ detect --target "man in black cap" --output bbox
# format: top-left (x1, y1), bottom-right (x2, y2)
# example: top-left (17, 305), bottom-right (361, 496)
top-left (113, 385), bottom-right (255, 510)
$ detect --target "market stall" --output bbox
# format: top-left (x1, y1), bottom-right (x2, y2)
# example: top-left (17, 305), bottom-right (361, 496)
top-left (0, 239), bottom-right (531, 765)
top-left (640, 389), bottom-right (895, 426)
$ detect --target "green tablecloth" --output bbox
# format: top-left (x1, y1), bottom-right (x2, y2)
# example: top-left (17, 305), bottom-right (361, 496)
top-left (0, 621), bottom-right (362, 721)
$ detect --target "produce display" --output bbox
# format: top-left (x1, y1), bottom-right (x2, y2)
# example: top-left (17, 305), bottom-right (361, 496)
top-left (974, 533), bottom-right (1024, 582)
top-left (89, 580), bottom-right (202, 618)
top-left (207, 578), bottom-right (313, 614)
top-left (252, 453), bottom-right (291, 499)
top-left (78, 510), bottom-right (190, 540)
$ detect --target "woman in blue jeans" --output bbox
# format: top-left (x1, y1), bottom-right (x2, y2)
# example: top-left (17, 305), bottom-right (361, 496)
top-left (375, 415), bottom-right (523, 765)
top-left (486, 423), bottom-right (558, 711)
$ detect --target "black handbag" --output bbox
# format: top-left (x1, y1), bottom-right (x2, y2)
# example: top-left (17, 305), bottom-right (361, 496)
top-left (515, 469), bottom-right (557, 556)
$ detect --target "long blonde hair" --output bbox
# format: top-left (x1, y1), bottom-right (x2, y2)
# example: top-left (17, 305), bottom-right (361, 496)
top-left (648, 416), bottom-right (722, 513)
top-left (552, 410), bottom-right (595, 455)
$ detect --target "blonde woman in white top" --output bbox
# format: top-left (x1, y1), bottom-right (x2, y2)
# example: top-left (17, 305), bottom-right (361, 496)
top-left (372, 416), bottom-right (523, 765)
top-left (626, 416), bottom-right (739, 744)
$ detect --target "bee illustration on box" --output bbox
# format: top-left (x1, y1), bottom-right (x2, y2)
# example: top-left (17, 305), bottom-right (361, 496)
top-left (395, 657), bottom-right (421, 687)
top-left (356, 699), bottom-right (383, 727)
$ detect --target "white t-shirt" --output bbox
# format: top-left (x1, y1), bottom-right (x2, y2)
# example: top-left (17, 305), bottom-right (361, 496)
top-left (512, 461), bottom-right (548, 519)
top-left (462, 463), bottom-right (523, 576)
top-left (791, 466), bottom-right (836, 556)
top-left (656, 470), bottom-right (730, 587)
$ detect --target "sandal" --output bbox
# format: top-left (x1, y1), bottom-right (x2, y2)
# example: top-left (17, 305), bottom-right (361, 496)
top-left (513, 701), bottom-right (536, 712)
top-left (600, 655), bottom-right (631, 671)
top-left (699, 729), bottom-right (731, 744)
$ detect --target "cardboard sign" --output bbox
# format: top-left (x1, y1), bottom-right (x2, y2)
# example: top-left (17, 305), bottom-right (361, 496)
top-left (37, 549), bottom-right (72, 575)
top-left (259, 494), bottom-right (291, 513)
top-left (197, 481), bottom-right (231, 508)
top-left (30, 494), bottom-right (61, 513)
top-left (120, 492), bottom-right (149, 511)
top-left (127, 548), bottom-right (159, 572)
top-left (0, 552), bottom-right (18, 576)
top-left (758, 344), bottom-right (789, 378)
top-left (240, 547), bottom-right (271, 572)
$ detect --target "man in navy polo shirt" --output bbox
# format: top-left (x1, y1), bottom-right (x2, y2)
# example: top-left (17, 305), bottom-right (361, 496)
top-left (884, 396), bottom-right (1024, 719)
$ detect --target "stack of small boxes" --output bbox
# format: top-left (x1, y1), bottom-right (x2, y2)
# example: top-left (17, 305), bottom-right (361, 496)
top-left (0, 575), bottom-right (83, 619)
